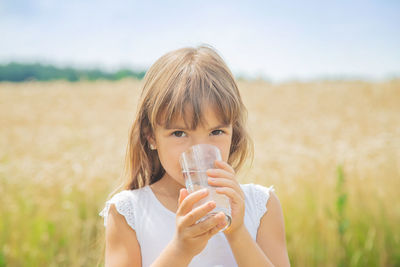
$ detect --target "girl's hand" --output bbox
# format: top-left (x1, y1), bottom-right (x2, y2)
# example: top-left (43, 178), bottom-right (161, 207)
top-left (206, 160), bottom-right (245, 237)
top-left (171, 188), bottom-right (227, 259)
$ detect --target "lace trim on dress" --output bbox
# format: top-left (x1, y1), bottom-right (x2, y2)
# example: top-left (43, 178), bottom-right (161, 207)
top-left (99, 190), bottom-right (136, 231)
top-left (253, 184), bottom-right (275, 229)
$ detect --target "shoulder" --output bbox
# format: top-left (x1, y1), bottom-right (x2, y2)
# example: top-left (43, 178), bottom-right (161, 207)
top-left (261, 190), bottom-right (282, 221)
top-left (99, 187), bottom-right (149, 230)
top-left (239, 183), bottom-right (282, 223)
top-left (256, 190), bottom-right (290, 266)
top-left (105, 201), bottom-right (142, 266)
top-left (239, 183), bottom-right (276, 230)
top-left (241, 183), bottom-right (275, 211)
top-left (100, 188), bottom-right (147, 266)
top-left (105, 202), bottom-right (137, 239)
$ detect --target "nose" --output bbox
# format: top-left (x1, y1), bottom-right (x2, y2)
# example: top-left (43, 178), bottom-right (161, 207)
top-left (188, 136), bottom-right (210, 147)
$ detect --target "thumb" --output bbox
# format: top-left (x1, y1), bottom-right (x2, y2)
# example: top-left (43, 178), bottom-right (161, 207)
top-left (178, 188), bottom-right (189, 206)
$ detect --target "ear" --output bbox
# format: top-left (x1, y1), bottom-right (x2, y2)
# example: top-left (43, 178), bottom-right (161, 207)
top-left (146, 135), bottom-right (157, 150)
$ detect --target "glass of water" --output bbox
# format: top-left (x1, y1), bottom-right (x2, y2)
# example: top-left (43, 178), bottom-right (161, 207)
top-left (179, 144), bottom-right (231, 231)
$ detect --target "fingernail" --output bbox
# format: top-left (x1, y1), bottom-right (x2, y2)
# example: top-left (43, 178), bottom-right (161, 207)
top-left (208, 201), bottom-right (216, 208)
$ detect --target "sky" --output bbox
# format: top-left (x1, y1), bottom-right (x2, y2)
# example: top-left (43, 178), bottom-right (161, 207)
top-left (1, 0), bottom-right (399, 81)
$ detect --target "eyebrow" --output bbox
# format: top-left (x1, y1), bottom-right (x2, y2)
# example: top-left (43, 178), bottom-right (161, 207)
top-left (164, 123), bottom-right (231, 130)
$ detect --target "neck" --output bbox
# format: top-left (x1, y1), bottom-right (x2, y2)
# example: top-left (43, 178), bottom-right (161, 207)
top-left (150, 173), bottom-right (185, 199)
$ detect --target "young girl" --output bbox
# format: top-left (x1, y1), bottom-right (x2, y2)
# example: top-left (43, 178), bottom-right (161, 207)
top-left (99, 45), bottom-right (290, 266)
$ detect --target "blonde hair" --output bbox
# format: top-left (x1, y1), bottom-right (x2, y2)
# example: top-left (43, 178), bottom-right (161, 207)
top-left (124, 45), bottom-right (253, 190)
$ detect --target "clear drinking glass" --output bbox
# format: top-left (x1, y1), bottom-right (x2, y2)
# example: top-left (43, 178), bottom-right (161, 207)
top-left (179, 144), bottom-right (231, 231)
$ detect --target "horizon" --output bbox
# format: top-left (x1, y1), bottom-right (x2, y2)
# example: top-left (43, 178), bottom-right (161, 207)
top-left (2, 61), bottom-right (399, 83)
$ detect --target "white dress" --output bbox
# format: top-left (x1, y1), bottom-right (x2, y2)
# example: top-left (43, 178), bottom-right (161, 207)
top-left (99, 183), bottom-right (274, 267)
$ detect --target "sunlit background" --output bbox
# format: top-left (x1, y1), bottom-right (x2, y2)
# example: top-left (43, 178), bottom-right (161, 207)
top-left (1, 1), bottom-right (399, 266)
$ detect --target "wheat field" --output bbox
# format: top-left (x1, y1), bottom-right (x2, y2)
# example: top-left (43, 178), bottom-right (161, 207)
top-left (0, 79), bottom-right (399, 266)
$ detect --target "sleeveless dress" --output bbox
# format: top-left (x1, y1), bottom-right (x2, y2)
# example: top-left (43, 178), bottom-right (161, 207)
top-left (99, 183), bottom-right (274, 267)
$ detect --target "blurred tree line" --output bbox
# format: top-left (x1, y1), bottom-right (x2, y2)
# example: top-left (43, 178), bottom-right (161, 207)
top-left (0, 62), bottom-right (146, 82)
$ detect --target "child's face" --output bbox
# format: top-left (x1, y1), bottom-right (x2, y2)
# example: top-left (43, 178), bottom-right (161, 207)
top-left (151, 106), bottom-right (233, 187)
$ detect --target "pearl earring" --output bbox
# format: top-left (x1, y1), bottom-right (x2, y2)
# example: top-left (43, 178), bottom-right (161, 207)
top-left (150, 144), bottom-right (156, 150)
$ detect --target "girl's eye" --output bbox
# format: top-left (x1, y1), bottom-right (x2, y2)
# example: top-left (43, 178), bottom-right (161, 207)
top-left (172, 131), bottom-right (187, 137)
top-left (211, 130), bottom-right (224, 136)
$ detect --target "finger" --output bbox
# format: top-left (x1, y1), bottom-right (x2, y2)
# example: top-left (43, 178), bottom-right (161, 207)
top-left (206, 168), bottom-right (235, 180)
top-left (216, 187), bottom-right (244, 202)
top-left (206, 220), bottom-right (227, 237)
top-left (178, 188), bottom-right (189, 205)
top-left (202, 212), bottom-right (229, 238)
top-left (180, 201), bottom-right (216, 228)
top-left (207, 177), bottom-right (239, 191)
top-left (207, 214), bottom-right (229, 237)
top-left (177, 188), bottom-right (210, 216)
top-left (214, 160), bottom-right (235, 174)
top-left (188, 212), bottom-right (227, 237)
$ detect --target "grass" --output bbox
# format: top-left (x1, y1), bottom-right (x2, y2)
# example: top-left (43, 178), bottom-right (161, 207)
top-left (0, 79), bottom-right (399, 266)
